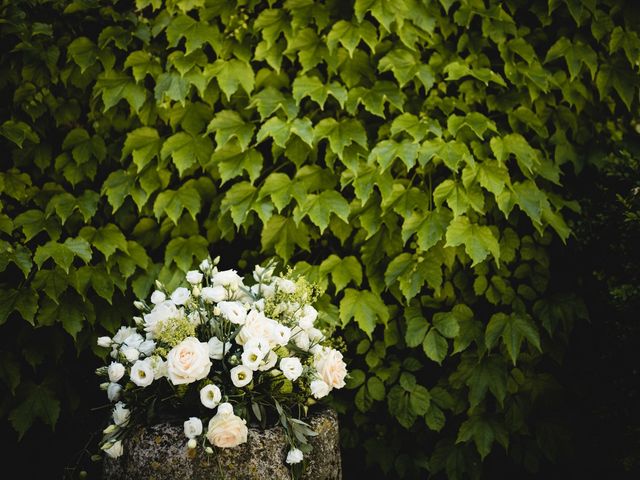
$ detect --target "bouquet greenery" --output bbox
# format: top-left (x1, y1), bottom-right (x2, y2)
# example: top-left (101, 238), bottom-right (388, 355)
top-left (95, 257), bottom-right (347, 477)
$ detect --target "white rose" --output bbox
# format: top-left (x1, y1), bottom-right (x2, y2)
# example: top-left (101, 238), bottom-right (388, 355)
top-left (171, 287), bottom-right (191, 306)
top-left (206, 404), bottom-right (248, 448)
top-left (310, 379), bottom-right (330, 399)
top-left (280, 357), bottom-right (303, 381)
top-left (212, 269), bottom-right (242, 288)
top-left (103, 440), bottom-right (123, 459)
top-left (298, 305), bottom-right (318, 330)
top-left (150, 290), bottom-right (166, 304)
top-left (131, 360), bottom-right (154, 387)
top-left (276, 278), bottom-right (296, 294)
top-left (208, 336), bottom-right (231, 360)
top-left (113, 326), bottom-right (138, 344)
top-left (217, 301), bottom-right (247, 325)
top-left (259, 350), bottom-right (278, 371)
top-left (230, 365), bottom-right (253, 387)
top-left (121, 346), bottom-right (140, 363)
top-left (286, 448), bottom-right (304, 464)
top-left (108, 362), bottom-right (125, 382)
top-left (183, 417), bottom-right (203, 439)
top-left (241, 348), bottom-right (264, 371)
top-left (166, 337), bottom-right (212, 385)
top-left (201, 285), bottom-right (227, 303)
top-left (314, 348), bottom-right (347, 389)
top-left (200, 384), bottom-right (222, 409)
top-left (107, 383), bottom-right (122, 402)
top-left (138, 340), bottom-right (156, 357)
top-left (112, 402), bottom-right (130, 426)
top-left (186, 270), bottom-right (203, 285)
top-left (97, 336), bottom-right (112, 348)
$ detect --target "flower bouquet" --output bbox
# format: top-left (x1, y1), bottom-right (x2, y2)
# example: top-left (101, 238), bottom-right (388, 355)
top-left (95, 257), bottom-right (347, 478)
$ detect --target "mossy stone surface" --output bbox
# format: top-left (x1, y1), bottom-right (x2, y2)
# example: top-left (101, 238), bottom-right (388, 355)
top-left (103, 408), bottom-right (341, 480)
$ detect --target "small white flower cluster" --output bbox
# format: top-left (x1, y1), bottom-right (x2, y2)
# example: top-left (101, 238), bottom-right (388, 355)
top-left (96, 258), bottom-right (347, 472)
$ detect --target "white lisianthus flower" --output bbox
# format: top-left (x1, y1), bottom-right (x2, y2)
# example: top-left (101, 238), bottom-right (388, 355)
top-left (258, 350), bottom-right (278, 371)
top-left (286, 448), bottom-right (304, 464)
top-left (310, 379), bottom-right (330, 399)
top-left (292, 329), bottom-right (310, 351)
top-left (314, 347), bottom-right (347, 389)
top-left (150, 290), bottom-right (166, 305)
top-left (230, 365), bottom-right (253, 387)
top-left (217, 301), bottom-right (247, 325)
top-left (276, 278), bottom-right (296, 294)
top-left (211, 269), bottom-right (242, 289)
top-left (146, 356), bottom-right (167, 379)
top-left (201, 285), bottom-right (227, 303)
top-left (280, 357), bottom-right (303, 381)
top-left (108, 362), bottom-right (125, 383)
top-left (166, 337), bottom-right (212, 385)
top-left (243, 337), bottom-right (271, 357)
top-left (123, 333), bottom-right (144, 349)
top-left (186, 270), bottom-right (203, 285)
top-left (241, 348), bottom-right (264, 371)
top-left (97, 336), bottom-right (112, 348)
top-left (307, 327), bottom-right (324, 343)
top-left (208, 336), bottom-right (231, 360)
top-left (298, 305), bottom-right (318, 330)
top-left (107, 382), bottom-right (122, 402)
top-left (113, 326), bottom-right (138, 344)
top-left (206, 403), bottom-right (248, 448)
top-left (273, 324), bottom-right (291, 346)
top-left (121, 345), bottom-right (140, 363)
top-left (236, 311), bottom-right (276, 346)
top-left (138, 340), bottom-right (156, 357)
top-left (183, 417), bottom-right (203, 439)
top-left (103, 440), bottom-right (123, 459)
top-left (253, 298), bottom-right (265, 311)
top-left (143, 301), bottom-right (180, 337)
top-left (171, 287), bottom-right (191, 306)
top-left (112, 402), bottom-right (130, 426)
top-left (130, 360), bottom-right (154, 387)
top-left (200, 384), bottom-right (222, 409)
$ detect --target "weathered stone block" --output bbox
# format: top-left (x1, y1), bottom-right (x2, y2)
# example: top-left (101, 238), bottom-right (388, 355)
top-left (103, 408), bottom-right (341, 480)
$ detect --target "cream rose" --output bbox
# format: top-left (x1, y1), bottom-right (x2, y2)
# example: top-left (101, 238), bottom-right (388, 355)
top-left (314, 348), bottom-right (347, 389)
top-left (166, 337), bottom-right (212, 385)
top-left (206, 403), bottom-right (248, 448)
top-left (108, 362), bottom-right (125, 382)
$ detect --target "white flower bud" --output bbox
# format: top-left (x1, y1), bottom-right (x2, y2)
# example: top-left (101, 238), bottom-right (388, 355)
top-left (186, 270), bottom-right (204, 285)
top-left (150, 290), bottom-right (166, 305)
top-left (187, 438), bottom-right (197, 449)
top-left (97, 336), bottom-right (112, 348)
top-left (133, 301), bottom-right (145, 310)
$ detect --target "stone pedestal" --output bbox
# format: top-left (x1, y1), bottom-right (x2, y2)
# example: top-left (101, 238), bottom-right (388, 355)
top-left (103, 408), bottom-right (341, 480)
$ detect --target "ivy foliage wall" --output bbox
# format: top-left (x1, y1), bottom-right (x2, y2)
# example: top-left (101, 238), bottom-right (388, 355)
top-left (0, 0), bottom-right (638, 477)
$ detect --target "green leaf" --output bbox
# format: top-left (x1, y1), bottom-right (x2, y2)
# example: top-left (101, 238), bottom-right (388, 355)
top-left (423, 329), bottom-right (448, 364)
top-left (320, 255), bottom-right (363, 292)
top-left (122, 127), bottom-right (162, 171)
top-left (165, 235), bottom-right (209, 272)
top-left (390, 113), bottom-right (442, 142)
top-left (404, 307), bottom-right (430, 348)
top-left (457, 416), bottom-right (494, 460)
top-left (32, 268), bottom-right (68, 304)
top-left (447, 113), bottom-right (497, 140)
top-left (221, 182), bottom-right (258, 226)
top-left (327, 20), bottom-right (378, 57)
top-left (486, 313), bottom-right (541, 364)
top-left (207, 110), bottom-right (255, 151)
top-left (9, 383), bottom-right (60, 439)
top-left (314, 118), bottom-right (367, 157)
top-left (261, 215), bottom-right (310, 261)
top-left (154, 71), bottom-right (190, 103)
top-left (95, 71), bottom-right (146, 112)
top-left (153, 185), bottom-right (202, 224)
top-left (339, 288), bottom-right (390, 338)
top-left (433, 311), bottom-right (460, 339)
top-left (208, 59), bottom-right (255, 98)
top-left (79, 224), bottom-right (128, 261)
top-left (367, 376), bottom-right (386, 401)
top-left (513, 180), bottom-right (548, 224)
top-left (67, 37), bottom-right (98, 73)
top-left (409, 385), bottom-right (431, 415)
top-left (292, 75), bottom-right (348, 109)
top-left (210, 144), bottom-right (263, 184)
top-left (166, 14), bottom-right (219, 54)
top-left (368, 139), bottom-right (419, 170)
top-left (402, 208), bottom-right (452, 251)
top-left (294, 190), bottom-right (350, 232)
top-left (0, 120), bottom-right (39, 148)
top-left (445, 216), bottom-right (500, 266)
top-left (466, 355), bottom-right (507, 407)
top-left (161, 131), bottom-right (213, 176)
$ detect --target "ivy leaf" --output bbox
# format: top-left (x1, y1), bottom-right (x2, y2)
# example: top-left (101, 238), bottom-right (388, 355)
top-left (423, 329), bottom-right (448, 364)
top-left (160, 132), bottom-right (213, 176)
top-left (79, 224), bottom-right (129, 261)
top-left (292, 75), bottom-right (348, 109)
top-left (320, 255), bottom-right (363, 292)
top-left (457, 416), bottom-right (495, 460)
top-left (94, 71), bottom-right (146, 112)
top-left (221, 182), bottom-right (258, 226)
top-left (209, 143), bottom-right (263, 184)
top-left (485, 312), bottom-right (541, 365)
top-left (67, 37), bottom-right (98, 73)
top-left (339, 288), bottom-right (390, 338)
top-left (9, 383), bottom-right (60, 439)
top-left (390, 113), bottom-right (442, 141)
top-left (165, 14), bottom-right (219, 54)
top-left (293, 190), bottom-right (350, 232)
top-left (165, 235), bottom-right (209, 272)
top-left (122, 127), bottom-right (162, 171)
top-left (327, 20), bottom-right (378, 57)
top-left (207, 110), bottom-right (255, 151)
top-left (124, 50), bottom-right (162, 82)
top-left (447, 113), bottom-right (497, 140)
top-left (314, 118), bottom-right (367, 157)
top-left (0, 121), bottom-right (39, 148)
top-left (368, 139), bottom-right (419, 170)
top-left (261, 215), bottom-right (310, 261)
top-left (248, 87), bottom-right (298, 120)
top-left (154, 71), bottom-right (190, 103)
top-left (405, 306), bottom-right (429, 348)
top-left (466, 355), bottom-right (508, 407)
top-left (402, 208), bottom-right (452, 251)
top-left (513, 180), bottom-right (549, 224)
top-left (208, 59), bottom-right (255, 99)
top-left (154, 185), bottom-right (202, 224)
top-left (433, 311), bottom-right (460, 339)
top-left (445, 216), bottom-right (500, 266)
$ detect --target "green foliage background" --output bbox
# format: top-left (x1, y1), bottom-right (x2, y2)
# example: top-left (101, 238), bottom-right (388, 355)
top-left (0, 0), bottom-right (638, 478)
